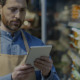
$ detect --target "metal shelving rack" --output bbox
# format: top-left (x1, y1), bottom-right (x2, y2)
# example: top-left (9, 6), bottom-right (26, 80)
top-left (41, 0), bottom-right (47, 43)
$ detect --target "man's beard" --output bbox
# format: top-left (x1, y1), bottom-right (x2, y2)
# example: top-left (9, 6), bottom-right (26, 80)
top-left (6, 19), bottom-right (22, 31)
top-left (1, 13), bottom-right (23, 32)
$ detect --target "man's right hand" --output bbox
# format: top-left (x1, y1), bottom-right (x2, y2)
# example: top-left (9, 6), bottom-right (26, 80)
top-left (12, 64), bottom-right (35, 80)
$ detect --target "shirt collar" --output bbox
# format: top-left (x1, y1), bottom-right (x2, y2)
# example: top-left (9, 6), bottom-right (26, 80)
top-left (0, 29), bottom-right (21, 40)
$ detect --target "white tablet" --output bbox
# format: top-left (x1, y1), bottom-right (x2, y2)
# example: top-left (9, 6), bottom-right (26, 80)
top-left (25, 45), bottom-right (52, 70)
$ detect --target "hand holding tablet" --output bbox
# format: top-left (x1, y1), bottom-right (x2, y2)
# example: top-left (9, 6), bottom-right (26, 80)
top-left (25, 45), bottom-right (52, 70)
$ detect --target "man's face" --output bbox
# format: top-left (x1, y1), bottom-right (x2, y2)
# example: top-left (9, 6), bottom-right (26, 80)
top-left (1, 0), bottom-right (27, 31)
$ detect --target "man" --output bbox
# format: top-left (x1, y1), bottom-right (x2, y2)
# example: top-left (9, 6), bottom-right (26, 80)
top-left (0, 0), bottom-right (60, 80)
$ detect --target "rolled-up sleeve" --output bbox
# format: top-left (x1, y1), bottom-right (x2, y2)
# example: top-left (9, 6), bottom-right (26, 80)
top-left (41, 65), bottom-right (60, 80)
top-left (0, 74), bottom-right (12, 80)
top-left (41, 71), bottom-right (60, 80)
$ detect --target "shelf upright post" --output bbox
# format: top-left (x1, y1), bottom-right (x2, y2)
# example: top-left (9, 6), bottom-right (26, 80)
top-left (41, 0), bottom-right (47, 43)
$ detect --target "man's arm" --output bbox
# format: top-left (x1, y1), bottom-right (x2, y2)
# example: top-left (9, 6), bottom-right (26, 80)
top-left (41, 70), bottom-right (60, 80)
top-left (34, 56), bottom-right (60, 80)
top-left (41, 63), bottom-right (60, 80)
top-left (0, 74), bottom-right (12, 80)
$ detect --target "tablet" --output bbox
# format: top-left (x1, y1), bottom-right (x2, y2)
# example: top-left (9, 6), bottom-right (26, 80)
top-left (25, 45), bottom-right (52, 70)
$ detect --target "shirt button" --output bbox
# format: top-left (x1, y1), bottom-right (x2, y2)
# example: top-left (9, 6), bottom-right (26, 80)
top-left (11, 41), bottom-right (14, 45)
top-left (11, 46), bottom-right (17, 54)
top-left (11, 42), bottom-right (13, 45)
top-left (7, 32), bottom-right (9, 35)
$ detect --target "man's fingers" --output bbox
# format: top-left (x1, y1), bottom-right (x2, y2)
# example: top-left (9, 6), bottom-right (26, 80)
top-left (34, 62), bottom-right (45, 70)
top-left (40, 56), bottom-right (53, 64)
top-left (16, 67), bottom-right (35, 75)
top-left (34, 59), bottom-right (52, 69)
top-left (35, 56), bottom-right (53, 65)
top-left (12, 65), bottom-right (35, 80)
top-left (14, 64), bottom-right (33, 71)
top-left (34, 62), bottom-right (51, 72)
top-left (17, 70), bottom-right (35, 80)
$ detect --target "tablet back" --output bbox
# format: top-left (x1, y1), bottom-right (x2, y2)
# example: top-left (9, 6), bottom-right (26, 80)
top-left (25, 45), bottom-right (52, 70)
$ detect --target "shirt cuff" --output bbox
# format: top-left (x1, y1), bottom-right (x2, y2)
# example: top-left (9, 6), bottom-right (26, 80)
top-left (41, 71), bottom-right (53, 80)
top-left (0, 74), bottom-right (12, 80)
top-left (41, 71), bottom-right (60, 80)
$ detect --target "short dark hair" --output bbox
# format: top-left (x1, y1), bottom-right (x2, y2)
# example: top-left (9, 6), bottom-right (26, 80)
top-left (0, 0), bottom-right (29, 7)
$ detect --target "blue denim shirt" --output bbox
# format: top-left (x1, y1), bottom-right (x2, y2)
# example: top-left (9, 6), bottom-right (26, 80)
top-left (0, 29), bottom-right (60, 80)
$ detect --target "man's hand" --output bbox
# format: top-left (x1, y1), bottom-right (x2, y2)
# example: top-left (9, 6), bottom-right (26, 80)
top-left (12, 64), bottom-right (35, 80)
top-left (34, 56), bottom-right (53, 77)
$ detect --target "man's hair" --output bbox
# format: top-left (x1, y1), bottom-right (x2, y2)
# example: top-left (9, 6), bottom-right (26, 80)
top-left (0, 0), bottom-right (29, 7)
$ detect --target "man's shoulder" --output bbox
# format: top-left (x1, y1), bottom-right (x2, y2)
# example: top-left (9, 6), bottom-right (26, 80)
top-left (22, 30), bottom-right (45, 46)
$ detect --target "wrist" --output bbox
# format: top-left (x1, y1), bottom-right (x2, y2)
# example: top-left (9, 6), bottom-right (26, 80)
top-left (12, 73), bottom-right (15, 80)
top-left (43, 71), bottom-right (51, 79)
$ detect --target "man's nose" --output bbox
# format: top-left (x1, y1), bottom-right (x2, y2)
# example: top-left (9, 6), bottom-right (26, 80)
top-left (15, 11), bottom-right (20, 19)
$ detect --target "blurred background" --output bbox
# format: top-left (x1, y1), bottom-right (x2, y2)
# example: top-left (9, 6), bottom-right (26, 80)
top-left (0, 0), bottom-right (80, 80)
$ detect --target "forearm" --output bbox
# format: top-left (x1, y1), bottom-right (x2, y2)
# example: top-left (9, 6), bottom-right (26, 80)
top-left (41, 71), bottom-right (60, 80)
top-left (0, 74), bottom-right (12, 80)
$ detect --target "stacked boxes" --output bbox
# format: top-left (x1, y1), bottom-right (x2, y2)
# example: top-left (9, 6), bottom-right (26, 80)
top-left (69, 28), bottom-right (80, 55)
top-left (72, 5), bottom-right (80, 19)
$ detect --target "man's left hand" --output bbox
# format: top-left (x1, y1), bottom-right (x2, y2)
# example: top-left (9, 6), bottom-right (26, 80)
top-left (34, 56), bottom-right (53, 77)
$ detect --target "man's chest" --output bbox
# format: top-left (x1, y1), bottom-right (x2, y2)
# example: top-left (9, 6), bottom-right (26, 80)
top-left (1, 37), bottom-right (27, 55)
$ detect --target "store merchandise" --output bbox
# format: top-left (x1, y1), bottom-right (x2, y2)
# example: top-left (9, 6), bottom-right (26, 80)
top-left (68, 4), bottom-right (80, 80)
top-left (71, 5), bottom-right (80, 20)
